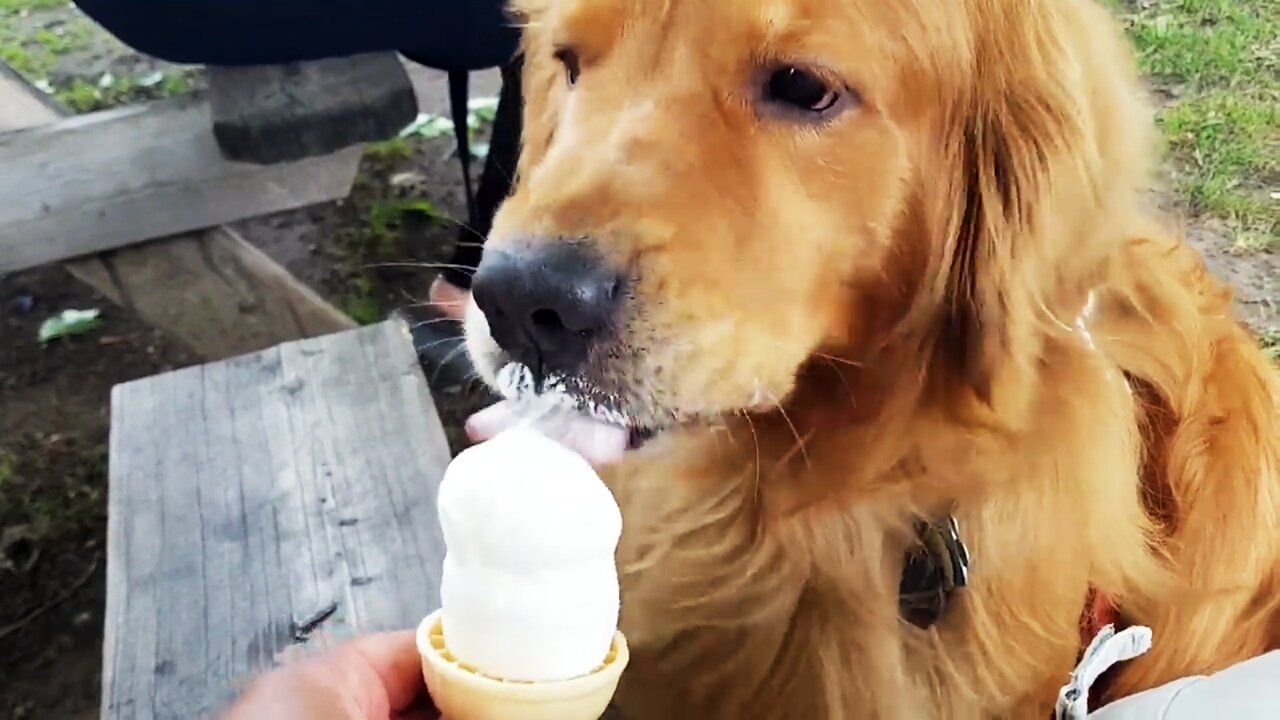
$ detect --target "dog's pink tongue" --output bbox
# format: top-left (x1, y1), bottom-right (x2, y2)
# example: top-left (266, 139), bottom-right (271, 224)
top-left (465, 401), bottom-right (629, 466)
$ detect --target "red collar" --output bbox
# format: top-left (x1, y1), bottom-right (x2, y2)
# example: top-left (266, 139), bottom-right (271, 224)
top-left (1080, 587), bottom-right (1122, 648)
top-left (1077, 587), bottom-right (1123, 711)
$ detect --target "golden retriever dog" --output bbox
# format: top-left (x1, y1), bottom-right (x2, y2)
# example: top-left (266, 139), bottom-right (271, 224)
top-left (460, 0), bottom-right (1280, 716)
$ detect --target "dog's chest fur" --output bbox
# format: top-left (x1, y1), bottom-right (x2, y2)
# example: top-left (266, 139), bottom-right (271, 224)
top-left (604, 341), bottom-right (1153, 719)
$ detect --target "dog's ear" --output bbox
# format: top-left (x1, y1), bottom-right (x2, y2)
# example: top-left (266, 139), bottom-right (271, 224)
top-left (937, 71), bottom-right (1084, 422)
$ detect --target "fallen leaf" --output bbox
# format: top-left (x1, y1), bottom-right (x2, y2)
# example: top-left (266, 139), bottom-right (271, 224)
top-left (389, 171), bottom-right (429, 193)
top-left (38, 308), bottom-right (103, 343)
top-left (136, 70), bottom-right (165, 88)
top-left (467, 95), bottom-right (499, 115)
top-left (398, 113), bottom-right (454, 139)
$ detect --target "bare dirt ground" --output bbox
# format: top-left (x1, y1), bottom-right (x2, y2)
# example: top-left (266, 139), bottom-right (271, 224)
top-left (0, 0), bottom-right (1276, 717)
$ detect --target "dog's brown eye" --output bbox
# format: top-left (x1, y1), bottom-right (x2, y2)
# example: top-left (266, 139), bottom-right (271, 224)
top-left (554, 48), bottom-right (581, 86)
top-left (766, 66), bottom-right (840, 113)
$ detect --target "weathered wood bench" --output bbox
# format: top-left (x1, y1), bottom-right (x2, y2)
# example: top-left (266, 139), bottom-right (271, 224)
top-left (1, 52), bottom-right (459, 362)
top-left (0, 60), bottom-right (364, 360)
top-left (103, 320), bottom-right (451, 718)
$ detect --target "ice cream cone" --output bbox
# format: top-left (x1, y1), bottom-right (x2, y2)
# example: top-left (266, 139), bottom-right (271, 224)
top-left (417, 609), bottom-right (629, 720)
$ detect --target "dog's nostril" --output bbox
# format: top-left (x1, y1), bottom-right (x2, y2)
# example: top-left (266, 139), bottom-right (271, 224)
top-left (532, 308), bottom-right (599, 341)
top-left (531, 308), bottom-right (565, 333)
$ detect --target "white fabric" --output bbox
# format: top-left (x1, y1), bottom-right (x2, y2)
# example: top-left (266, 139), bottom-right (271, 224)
top-left (1089, 650), bottom-right (1280, 719)
top-left (1056, 624), bottom-right (1154, 720)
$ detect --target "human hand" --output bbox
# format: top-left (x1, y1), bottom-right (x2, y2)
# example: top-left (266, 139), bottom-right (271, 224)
top-left (224, 630), bottom-right (438, 720)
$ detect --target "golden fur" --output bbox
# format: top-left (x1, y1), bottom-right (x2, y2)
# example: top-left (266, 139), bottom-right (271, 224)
top-left (465, 0), bottom-right (1280, 716)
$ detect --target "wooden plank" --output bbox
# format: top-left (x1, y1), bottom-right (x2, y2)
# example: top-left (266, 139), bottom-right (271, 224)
top-left (70, 227), bottom-right (356, 358)
top-left (0, 62), bottom-right (61, 133)
top-left (103, 320), bottom-right (452, 719)
top-left (0, 96), bottom-right (363, 273)
top-left (0, 61), bottom-right (356, 360)
top-left (210, 52), bottom-right (418, 165)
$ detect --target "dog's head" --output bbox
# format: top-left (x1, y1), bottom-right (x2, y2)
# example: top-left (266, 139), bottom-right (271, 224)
top-left (465, 0), bottom-right (1151, 450)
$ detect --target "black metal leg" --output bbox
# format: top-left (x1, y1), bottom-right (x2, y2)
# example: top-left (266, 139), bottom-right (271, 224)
top-left (411, 56), bottom-right (524, 389)
top-left (442, 55), bottom-right (524, 290)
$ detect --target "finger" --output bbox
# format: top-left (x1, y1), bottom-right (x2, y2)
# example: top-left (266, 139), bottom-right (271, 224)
top-left (343, 629), bottom-right (431, 713)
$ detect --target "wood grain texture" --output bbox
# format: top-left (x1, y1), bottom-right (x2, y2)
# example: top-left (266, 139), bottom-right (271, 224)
top-left (104, 320), bottom-right (451, 719)
top-left (70, 227), bottom-right (356, 359)
top-left (0, 60), bottom-right (355, 360)
top-left (0, 96), bottom-right (362, 273)
top-left (210, 52), bottom-right (418, 165)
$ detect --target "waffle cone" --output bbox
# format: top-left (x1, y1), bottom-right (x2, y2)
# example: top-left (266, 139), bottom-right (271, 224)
top-left (416, 610), bottom-right (628, 720)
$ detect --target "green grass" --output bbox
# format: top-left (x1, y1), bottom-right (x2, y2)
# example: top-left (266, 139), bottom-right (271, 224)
top-left (364, 138), bottom-right (414, 163)
top-left (1111, 0), bottom-right (1279, 249)
top-left (32, 26), bottom-right (74, 55)
top-left (52, 71), bottom-right (194, 112)
top-left (0, 32), bottom-right (52, 79)
top-left (1262, 329), bottom-right (1280, 361)
top-left (335, 191), bottom-right (451, 326)
top-left (0, 0), bottom-right (67, 12)
top-left (0, 44), bottom-right (38, 77)
top-left (339, 277), bottom-right (383, 326)
top-left (1, 0), bottom-right (196, 112)
top-left (0, 5), bottom-right (95, 79)
top-left (0, 441), bottom-right (107, 555)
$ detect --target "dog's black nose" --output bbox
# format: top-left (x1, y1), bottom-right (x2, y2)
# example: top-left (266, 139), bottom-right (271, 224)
top-left (471, 243), bottom-right (624, 376)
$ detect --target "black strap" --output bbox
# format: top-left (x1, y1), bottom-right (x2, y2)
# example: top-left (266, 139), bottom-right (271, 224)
top-left (447, 69), bottom-right (476, 228)
top-left (899, 515), bottom-right (970, 629)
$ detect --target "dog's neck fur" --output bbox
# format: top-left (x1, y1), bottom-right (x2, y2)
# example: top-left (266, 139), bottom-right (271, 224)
top-left (604, 303), bottom-right (1162, 719)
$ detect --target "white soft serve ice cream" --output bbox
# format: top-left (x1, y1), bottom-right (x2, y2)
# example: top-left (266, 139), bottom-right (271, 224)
top-left (437, 427), bottom-right (623, 683)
